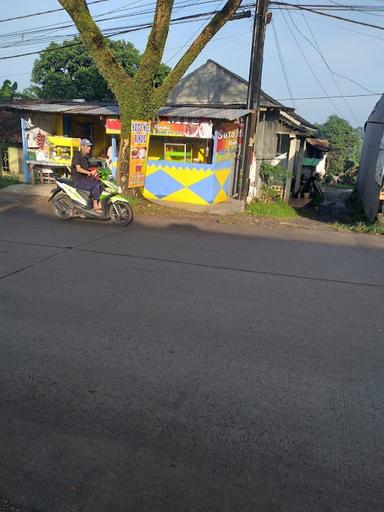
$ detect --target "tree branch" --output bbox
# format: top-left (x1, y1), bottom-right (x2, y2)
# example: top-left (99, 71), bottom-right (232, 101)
top-left (58, 0), bottom-right (131, 100)
top-left (135, 0), bottom-right (174, 89)
top-left (153, 0), bottom-right (243, 108)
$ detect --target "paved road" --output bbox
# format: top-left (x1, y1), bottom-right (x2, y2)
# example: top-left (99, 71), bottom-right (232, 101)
top-left (1, 199), bottom-right (384, 512)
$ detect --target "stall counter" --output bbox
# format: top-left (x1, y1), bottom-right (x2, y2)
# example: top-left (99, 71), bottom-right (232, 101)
top-left (143, 159), bottom-right (233, 205)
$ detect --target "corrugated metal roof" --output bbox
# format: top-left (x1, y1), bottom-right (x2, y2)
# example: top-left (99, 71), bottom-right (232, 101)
top-left (2, 101), bottom-right (119, 116)
top-left (158, 106), bottom-right (250, 120)
top-left (307, 137), bottom-right (329, 151)
top-left (2, 101), bottom-right (249, 121)
top-left (0, 109), bottom-right (21, 143)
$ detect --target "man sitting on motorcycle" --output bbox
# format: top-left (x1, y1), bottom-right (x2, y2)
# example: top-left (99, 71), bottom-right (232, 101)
top-left (71, 139), bottom-right (102, 212)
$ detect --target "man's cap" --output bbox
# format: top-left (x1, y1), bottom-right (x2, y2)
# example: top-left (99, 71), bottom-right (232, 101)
top-left (80, 138), bottom-right (92, 146)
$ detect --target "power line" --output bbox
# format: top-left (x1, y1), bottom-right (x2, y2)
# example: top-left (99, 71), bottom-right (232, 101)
top-left (0, 7), bottom-right (250, 61)
top-left (0, 0), bottom-right (109, 24)
top-left (271, 2), bottom-right (384, 31)
top-left (278, 7), bottom-right (343, 116)
top-left (271, 4), bottom-right (384, 12)
top-left (284, 6), bottom-right (377, 94)
top-left (0, 0), bottom-right (223, 51)
top-left (325, 0), bottom-right (384, 18)
top-left (271, 20), bottom-right (296, 108)
top-left (292, 8), bottom-right (362, 124)
top-left (276, 93), bottom-right (381, 100)
top-left (165, 0), bottom-right (226, 64)
top-left (300, 10), bottom-right (384, 41)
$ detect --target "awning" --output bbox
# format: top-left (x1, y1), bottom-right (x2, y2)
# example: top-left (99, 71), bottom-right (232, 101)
top-left (303, 158), bottom-right (321, 167)
top-left (158, 106), bottom-right (251, 121)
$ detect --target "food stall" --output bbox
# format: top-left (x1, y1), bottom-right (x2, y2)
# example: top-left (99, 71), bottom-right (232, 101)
top-left (27, 133), bottom-right (80, 183)
top-left (19, 107), bottom-right (112, 184)
top-left (106, 116), bottom-right (244, 205)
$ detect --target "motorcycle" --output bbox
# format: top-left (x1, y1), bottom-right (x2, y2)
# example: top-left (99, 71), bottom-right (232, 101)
top-left (49, 167), bottom-right (134, 226)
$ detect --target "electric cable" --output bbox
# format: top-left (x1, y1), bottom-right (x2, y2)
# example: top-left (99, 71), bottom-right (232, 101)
top-left (271, 2), bottom-right (384, 31)
top-left (278, 7), bottom-right (343, 115)
top-left (0, 0), bottom-right (109, 24)
top-left (0, 0), bottom-right (223, 51)
top-left (286, 6), bottom-right (362, 124)
top-left (0, 7), bottom-right (249, 61)
top-left (325, 0), bottom-right (384, 18)
top-left (165, 0), bottom-right (226, 64)
top-left (271, 19), bottom-right (296, 108)
top-left (276, 92), bottom-right (381, 100)
top-left (284, 6), bottom-right (377, 94)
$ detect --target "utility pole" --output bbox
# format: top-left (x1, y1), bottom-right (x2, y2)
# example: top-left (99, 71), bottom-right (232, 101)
top-left (239, 0), bottom-right (271, 202)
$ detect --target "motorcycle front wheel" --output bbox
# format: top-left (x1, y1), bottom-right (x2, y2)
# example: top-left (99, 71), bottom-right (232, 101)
top-left (110, 201), bottom-right (134, 226)
top-left (52, 193), bottom-right (72, 220)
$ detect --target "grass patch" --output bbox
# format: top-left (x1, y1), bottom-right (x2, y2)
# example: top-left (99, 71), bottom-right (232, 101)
top-left (325, 183), bottom-right (354, 190)
top-left (330, 189), bottom-right (384, 235)
top-left (0, 175), bottom-right (19, 190)
top-left (332, 220), bottom-right (384, 235)
top-left (247, 199), bottom-right (298, 219)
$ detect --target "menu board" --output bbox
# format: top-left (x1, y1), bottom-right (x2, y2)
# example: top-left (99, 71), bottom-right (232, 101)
top-left (153, 120), bottom-right (212, 139)
top-left (128, 120), bottom-right (151, 188)
top-left (214, 122), bottom-right (240, 163)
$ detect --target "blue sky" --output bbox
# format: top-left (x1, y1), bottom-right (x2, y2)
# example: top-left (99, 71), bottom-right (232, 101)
top-left (0, 0), bottom-right (382, 127)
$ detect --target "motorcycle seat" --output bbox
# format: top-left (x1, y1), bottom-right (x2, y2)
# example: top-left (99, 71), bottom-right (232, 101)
top-left (57, 178), bottom-right (74, 186)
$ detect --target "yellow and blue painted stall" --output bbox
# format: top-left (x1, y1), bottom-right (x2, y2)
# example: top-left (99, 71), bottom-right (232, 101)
top-left (144, 160), bottom-right (233, 205)
top-left (143, 119), bottom-right (242, 205)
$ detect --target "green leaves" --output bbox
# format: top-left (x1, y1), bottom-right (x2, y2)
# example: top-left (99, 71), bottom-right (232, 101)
top-left (260, 162), bottom-right (292, 186)
top-left (316, 115), bottom-right (363, 179)
top-left (0, 79), bottom-right (18, 99)
top-left (30, 36), bottom-right (169, 101)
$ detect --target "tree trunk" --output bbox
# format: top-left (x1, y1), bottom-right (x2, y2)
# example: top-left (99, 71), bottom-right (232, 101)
top-left (116, 135), bottom-right (130, 193)
top-left (59, 0), bottom-right (244, 192)
top-left (115, 95), bottom-right (156, 194)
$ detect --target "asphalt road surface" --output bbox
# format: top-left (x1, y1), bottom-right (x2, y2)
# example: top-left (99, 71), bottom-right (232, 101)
top-left (1, 199), bottom-right (384, 512)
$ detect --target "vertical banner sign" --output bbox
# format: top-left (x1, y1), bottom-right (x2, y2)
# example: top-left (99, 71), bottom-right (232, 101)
top-left (128, 120), bottom-right (151, 188)
top-left (214, 122), bottom-right (240, 163)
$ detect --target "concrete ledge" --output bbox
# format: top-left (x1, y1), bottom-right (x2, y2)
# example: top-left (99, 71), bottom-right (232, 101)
top-left (150, 198), bottom-right (244, 215)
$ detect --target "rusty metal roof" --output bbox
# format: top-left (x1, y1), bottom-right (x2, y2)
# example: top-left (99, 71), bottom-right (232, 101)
top-left (307, 137), bottom-right (329, 151)
top-left (1, 100), bottom-right (119, 116)
top-left (0, 109), bottom-right (21, 143)
top-left (2, 101), bottom-right (250, 121)
top-left (158, 106), bottom-right (250, 120)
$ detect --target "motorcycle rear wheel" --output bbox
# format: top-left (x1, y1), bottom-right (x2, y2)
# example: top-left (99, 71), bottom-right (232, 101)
top-left (52, 193), bottom-right (73, 220)
top-left (110, 201), bottom-right (134, 226)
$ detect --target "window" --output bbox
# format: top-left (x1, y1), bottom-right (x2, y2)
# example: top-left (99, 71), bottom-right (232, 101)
top-left (164, 143), bottom-right (193, 163)
top-left (1, 148), bottom-right (9, 172)
top-left (276, 133), bottom-right (290, 156)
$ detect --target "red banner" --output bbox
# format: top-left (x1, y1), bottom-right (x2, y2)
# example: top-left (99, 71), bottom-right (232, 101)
top-left (105, 118), bottom-right (121, 134)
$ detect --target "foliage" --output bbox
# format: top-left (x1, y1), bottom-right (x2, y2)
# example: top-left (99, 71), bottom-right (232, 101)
top-left (330, 188), bottom-right (384, 235)
top-left (0, 175), bottom-right (19, 189)
top-left (0, 80), bottom-right (18, 99)
top-left (31, 37), bottom-right (171, 101)
top-left (19, 86), bottom-right (40, 99)
top-left (259, 161), bottom-right (291, 186)
top-left (258, 162), bottom-right (290, 205)
top-left (332, 220), bottom-right (384, 235)
top-left (247, 199), bottom-right (298, 219)
top-left (259, 186), bottom-right (283, 203)
top-left (316, 115), bottom-right (363, 183)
